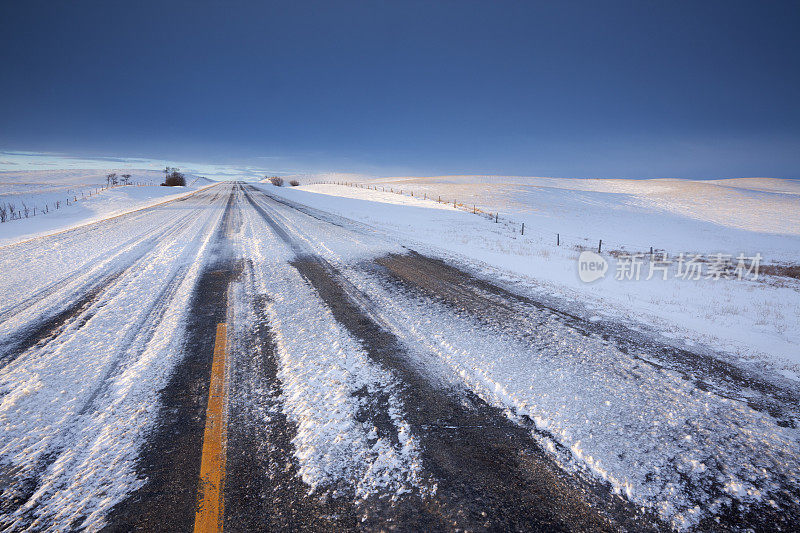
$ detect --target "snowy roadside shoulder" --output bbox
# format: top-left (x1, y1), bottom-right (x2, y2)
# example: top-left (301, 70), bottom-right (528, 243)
top-left (0, 183), bottom-right (218, 247)
top-left (262, 183), bottom-right (800, 382)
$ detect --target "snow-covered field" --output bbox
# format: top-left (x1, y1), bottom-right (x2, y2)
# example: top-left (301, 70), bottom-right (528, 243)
top-left (1, 173), bottom-right (798, 530)
top-left (0, 170), bottom-right (215, 246)
top-left (272, 178), bottom-right (800, 377)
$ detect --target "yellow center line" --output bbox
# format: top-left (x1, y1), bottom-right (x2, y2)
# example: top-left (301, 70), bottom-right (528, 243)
top-left (194, 323), bottom-right (228, 533)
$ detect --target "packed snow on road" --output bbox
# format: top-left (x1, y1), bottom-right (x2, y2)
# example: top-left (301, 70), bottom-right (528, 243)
top-left (0, 172), bottom-right (797, 531)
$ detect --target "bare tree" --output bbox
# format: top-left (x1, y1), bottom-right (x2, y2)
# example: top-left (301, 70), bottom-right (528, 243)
top-left (106, 173), bottom-right (118, 187)
top-left (0, 204), bottom-right (7, 223)
top-left (268, 176), bottom-right (284, 186)
top-left (121, 174), bottom-right (132, 185)
top-left (289, 180), bottom-right (300, 186)
top-left (162, 168), bottom-right (186, 186)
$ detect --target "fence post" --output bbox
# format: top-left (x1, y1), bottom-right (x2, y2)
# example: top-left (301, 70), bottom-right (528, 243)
top-left (522, 222), bottom-right (525, 235)
top-left (438, 195), bottom-right (441, 203)
top-left (495, 213), bottom-right (498, 223)
top-left (557, 233), bottom-right (560, 246)
top-left (598, 239), bottom-right (602, 253)
top-left (454, 199), bottom-right (456, 208)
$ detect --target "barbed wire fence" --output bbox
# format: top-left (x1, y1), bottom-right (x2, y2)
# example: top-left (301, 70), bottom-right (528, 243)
top-left (298, 180), bottom-right (776, 280)
top-left (0, 180), bottom-right (155, 223)
top-left (318, 180), bottom-right (681, 256)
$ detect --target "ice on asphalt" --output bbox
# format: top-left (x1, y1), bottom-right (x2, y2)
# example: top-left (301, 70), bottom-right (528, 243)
top-left (0, 188), bottom-right (226, 530)
top-left (1, 175), bottom-right (798, 530)
top-left (238, 189), bottom-right (428, 501)
top-left (261, 180), bottom-right (800, 529)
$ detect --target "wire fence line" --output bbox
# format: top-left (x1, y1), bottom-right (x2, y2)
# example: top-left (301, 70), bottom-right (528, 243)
top-left (0, 182), bottom-right (153, 223)
top-left (321, 180), bottom-right (684, 257)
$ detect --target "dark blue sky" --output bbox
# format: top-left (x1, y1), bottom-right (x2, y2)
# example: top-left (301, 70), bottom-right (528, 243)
top-left (1, 1), bottom-right (798, 178)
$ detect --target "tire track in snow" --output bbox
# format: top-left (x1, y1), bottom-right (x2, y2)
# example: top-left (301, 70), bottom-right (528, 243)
top-left (239, 187), bottom-right (433, 526)
top-left (0, 185), bottom-right (232, 531)
top-left (0, 183), bottom-right (217, 292)
top-left (223, 258), bottom-right (360, 531)
top-left (0, 189), bottom-right (218, 527)
top-left (0, 182), bottom-right (216, 257)
top-left (0, 206), bottom-right (204, 372)
top-left (103, 184), bottom-right (241, 532)
top-left (240, 184), bottom-right (800, 531)
top-left (0, 207), bottom-right (197, 324)
top-left (374, 252), bottom-right (800, 426)
top-left (289, 257), bottom-right (632, 531)
top-left (0, 186), bottom-right (224, 359)
top-left (0, 261), bottom-right (194, 530)
top-left (346, 255), bottom-right (800, 531)
top-left (242, 185), bottom-right (642, 531)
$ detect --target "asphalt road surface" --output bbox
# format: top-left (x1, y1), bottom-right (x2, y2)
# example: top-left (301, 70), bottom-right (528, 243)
top-left (0, 182), bottom-right (797, 532)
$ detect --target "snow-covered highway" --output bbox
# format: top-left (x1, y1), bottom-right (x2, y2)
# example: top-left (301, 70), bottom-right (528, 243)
top-left (0, 182), bottom-right (798, 531)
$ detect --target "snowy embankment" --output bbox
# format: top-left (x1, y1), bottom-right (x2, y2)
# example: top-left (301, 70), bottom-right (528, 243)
top-left (267, 178), bottom-right (800, 377)
top-left (0, 169), bottom-right (215, 246)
